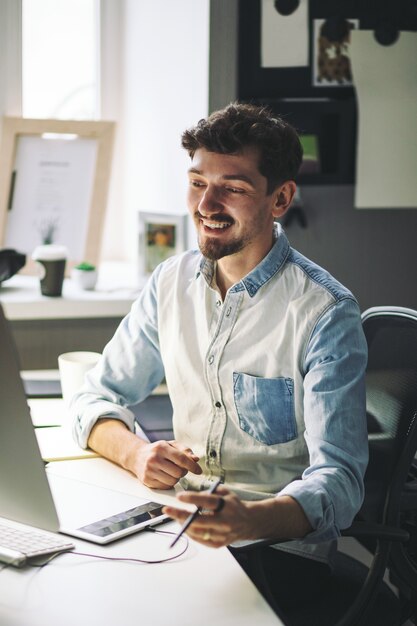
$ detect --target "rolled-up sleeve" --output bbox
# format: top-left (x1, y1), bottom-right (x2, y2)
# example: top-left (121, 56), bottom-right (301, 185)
top-left (72, 266), bottom-right (165, 449)
top-left (279, 297), bottom-right (369, 542)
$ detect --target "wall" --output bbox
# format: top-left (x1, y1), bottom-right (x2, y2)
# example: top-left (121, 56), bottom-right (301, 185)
top-left (0, 1), bottom-right (22, 119)
top-left (0, 0), bottom-right (22, 150)
top-left (120, 0), bottom-right (209, 260)
top-left (284, 186), bottom-right (417, 312)
top-left (210, 0), bottom-right (417, 313)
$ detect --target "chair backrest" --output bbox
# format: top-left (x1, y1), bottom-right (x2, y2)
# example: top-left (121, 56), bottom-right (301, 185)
top-left (360, 306), bottom-right (417, 526)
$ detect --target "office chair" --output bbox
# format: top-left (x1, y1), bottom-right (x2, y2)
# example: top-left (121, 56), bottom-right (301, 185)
top-left (235, 305), bottom-right (417, 626)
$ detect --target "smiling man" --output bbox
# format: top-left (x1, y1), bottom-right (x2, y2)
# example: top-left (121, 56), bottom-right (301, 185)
top-left (186, 146), bottom-right (293, 298)
top-left (73, 103), bottom-right (368, 620)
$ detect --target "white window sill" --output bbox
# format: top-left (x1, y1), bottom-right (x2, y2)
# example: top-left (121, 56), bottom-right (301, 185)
top-left (0, 262), bottom-right (143, 320)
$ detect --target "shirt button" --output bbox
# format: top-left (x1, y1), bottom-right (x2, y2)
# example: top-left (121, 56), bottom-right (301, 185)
top-left (216, 300), bottom-right (221, 307)
top-left (215, 401), bottom-right (221, 408)
top-left (226, 307), bottom-right (232, 317)
top-left (209, 449), bottom-right (217, 458)
top-left (208, 355), bottom-right (214, 364)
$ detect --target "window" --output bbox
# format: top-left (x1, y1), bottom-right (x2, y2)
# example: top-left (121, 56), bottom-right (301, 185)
top-left (22, 0), bottom-right (100, 120)
top-left (11, 0), bottom-right (209, 263)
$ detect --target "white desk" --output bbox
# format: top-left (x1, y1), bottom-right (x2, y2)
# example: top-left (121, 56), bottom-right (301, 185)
top-left (0, 458), bottom-right (284, 626)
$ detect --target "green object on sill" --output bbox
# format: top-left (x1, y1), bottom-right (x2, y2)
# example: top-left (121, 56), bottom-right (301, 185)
top-left (74, 261), bottom-right (96, 271)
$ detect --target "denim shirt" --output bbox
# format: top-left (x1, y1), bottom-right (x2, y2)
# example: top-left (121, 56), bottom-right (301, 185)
top-left (73, 225), bottom-right (368, 559)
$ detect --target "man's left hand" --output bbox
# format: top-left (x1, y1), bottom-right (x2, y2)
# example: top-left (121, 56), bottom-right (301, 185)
top-left (162, 486), bottom-right (257, 547)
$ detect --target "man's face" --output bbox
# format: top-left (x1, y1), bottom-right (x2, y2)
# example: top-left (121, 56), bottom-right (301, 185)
top-left (187, 147), bottom-right (277, 262)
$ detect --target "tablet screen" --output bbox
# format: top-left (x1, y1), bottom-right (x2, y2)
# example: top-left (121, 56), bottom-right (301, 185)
top-left (77, 502), bottom-right (165, 537)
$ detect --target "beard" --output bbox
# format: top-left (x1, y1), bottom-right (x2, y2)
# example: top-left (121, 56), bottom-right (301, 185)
top-left (195, 211), bottom-right (244, 260)
top-left (198, 234), bottom-right (246, 261)
top-left (194, 211), bottom-right (247, 260)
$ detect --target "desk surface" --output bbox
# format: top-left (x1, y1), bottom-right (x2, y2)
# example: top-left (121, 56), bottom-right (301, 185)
top-left (0, 458), bottom-right (284, 626)
top-left (0, 262), bottom-right (140, 320)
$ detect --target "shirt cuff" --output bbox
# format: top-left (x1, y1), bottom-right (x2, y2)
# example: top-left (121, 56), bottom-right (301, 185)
top-left (278, 480), bottom-right (340, 543)
top-left (72, 401), bottom-right (137, 449)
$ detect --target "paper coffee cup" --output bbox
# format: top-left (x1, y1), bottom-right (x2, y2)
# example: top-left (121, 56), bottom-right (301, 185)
top-left (58, 351), bottom-right (101, 407)
top-left (32, 244), bottom-right (68, 297)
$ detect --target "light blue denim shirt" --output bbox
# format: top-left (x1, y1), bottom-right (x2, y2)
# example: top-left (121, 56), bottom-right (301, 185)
top-left (73, 225), bottom-right (368, 559)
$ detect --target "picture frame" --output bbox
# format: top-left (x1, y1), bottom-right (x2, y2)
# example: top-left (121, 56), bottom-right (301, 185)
top-left (138, 211), bottom-right (188, 277)
top-left (0, 117), bottom-right (115, 274)
top-left (312, 18), bottom-right (359, 88)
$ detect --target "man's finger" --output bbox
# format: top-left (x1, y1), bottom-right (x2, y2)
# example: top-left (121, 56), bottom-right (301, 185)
top-left (177, 486), bottom-right (230, 511)
top-left (169, 441), bottom-right (201, 462)
top-left (163, 443), bottom-right (202, 474)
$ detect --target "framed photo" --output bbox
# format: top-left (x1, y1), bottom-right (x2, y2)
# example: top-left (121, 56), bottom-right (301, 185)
top-left (138, 212), bottom-right (188, 276)
top-left (0, 117), bottom-right (115, 274)
top-left (312, 18), bottom-right (359, 87)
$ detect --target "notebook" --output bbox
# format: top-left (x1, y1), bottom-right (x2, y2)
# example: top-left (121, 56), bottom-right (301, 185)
top-left (0, 303), bottom-right (169, 557)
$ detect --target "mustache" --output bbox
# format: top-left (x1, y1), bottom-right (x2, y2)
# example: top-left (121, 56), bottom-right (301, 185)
top-left (195, 212), bottom-right (234, 224)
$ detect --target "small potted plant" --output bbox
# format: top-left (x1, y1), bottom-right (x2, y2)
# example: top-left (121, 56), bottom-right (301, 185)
top-left (71, 261), bottom-right (98, 290)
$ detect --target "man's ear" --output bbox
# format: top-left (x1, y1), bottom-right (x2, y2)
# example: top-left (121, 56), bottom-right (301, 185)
top-left (271, 181), bottom-right (297, 219)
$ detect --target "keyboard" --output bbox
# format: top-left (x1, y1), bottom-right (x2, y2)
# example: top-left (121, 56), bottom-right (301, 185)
top-left (0, 521), bottom-right (74, 567)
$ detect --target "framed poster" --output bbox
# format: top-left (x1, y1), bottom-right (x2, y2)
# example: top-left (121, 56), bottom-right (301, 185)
top-left (0, 117), bottom-right (115, 273)
top-left (138, 212), bottom-right (188, 277)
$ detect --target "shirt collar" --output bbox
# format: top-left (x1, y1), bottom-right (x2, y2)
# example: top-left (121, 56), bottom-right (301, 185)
top-left (195, 223), bottom-right (291, 297)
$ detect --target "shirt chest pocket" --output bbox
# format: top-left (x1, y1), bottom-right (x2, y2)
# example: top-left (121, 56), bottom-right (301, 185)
top-left (233, 372), bottom-right (297, 445)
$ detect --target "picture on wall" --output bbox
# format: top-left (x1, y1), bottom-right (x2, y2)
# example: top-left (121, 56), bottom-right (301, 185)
top-left (312, 17), bottom-right (359, 87)
top-left (138, 212), bottom-right (188, 277)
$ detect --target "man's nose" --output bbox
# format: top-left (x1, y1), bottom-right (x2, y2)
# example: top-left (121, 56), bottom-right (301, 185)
top-left (198, 186), bottom-right (222, 216)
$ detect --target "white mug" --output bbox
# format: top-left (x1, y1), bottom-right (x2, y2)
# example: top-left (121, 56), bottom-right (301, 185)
top-left (58, 351), bottom-right (101, 407)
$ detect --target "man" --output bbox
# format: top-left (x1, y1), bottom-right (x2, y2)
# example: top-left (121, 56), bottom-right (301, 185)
top-left (73, 103), bottom-right (368, 615)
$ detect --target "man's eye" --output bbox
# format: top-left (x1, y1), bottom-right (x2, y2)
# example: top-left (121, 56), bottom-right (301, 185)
top-left (226, 186), bottom-right (244, 194)
top-left (190, 180), bottom-right (205, 188)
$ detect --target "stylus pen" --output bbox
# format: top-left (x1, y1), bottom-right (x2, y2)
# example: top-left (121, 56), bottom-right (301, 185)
top-left (169, 478), bottom-right (222, 548)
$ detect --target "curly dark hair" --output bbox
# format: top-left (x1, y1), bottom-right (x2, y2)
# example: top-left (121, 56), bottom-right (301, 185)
top-left (181, 102), bottom-right (303, 193)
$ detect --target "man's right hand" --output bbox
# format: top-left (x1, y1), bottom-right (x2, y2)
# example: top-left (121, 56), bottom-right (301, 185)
top-left (87, 419), bottom-right (202, 489)
top-left (129, 439), bottom-right (202, 489)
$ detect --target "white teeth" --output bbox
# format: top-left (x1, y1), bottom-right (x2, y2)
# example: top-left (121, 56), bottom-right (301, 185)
top-left (203, 221), bottom-right (231, 229)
